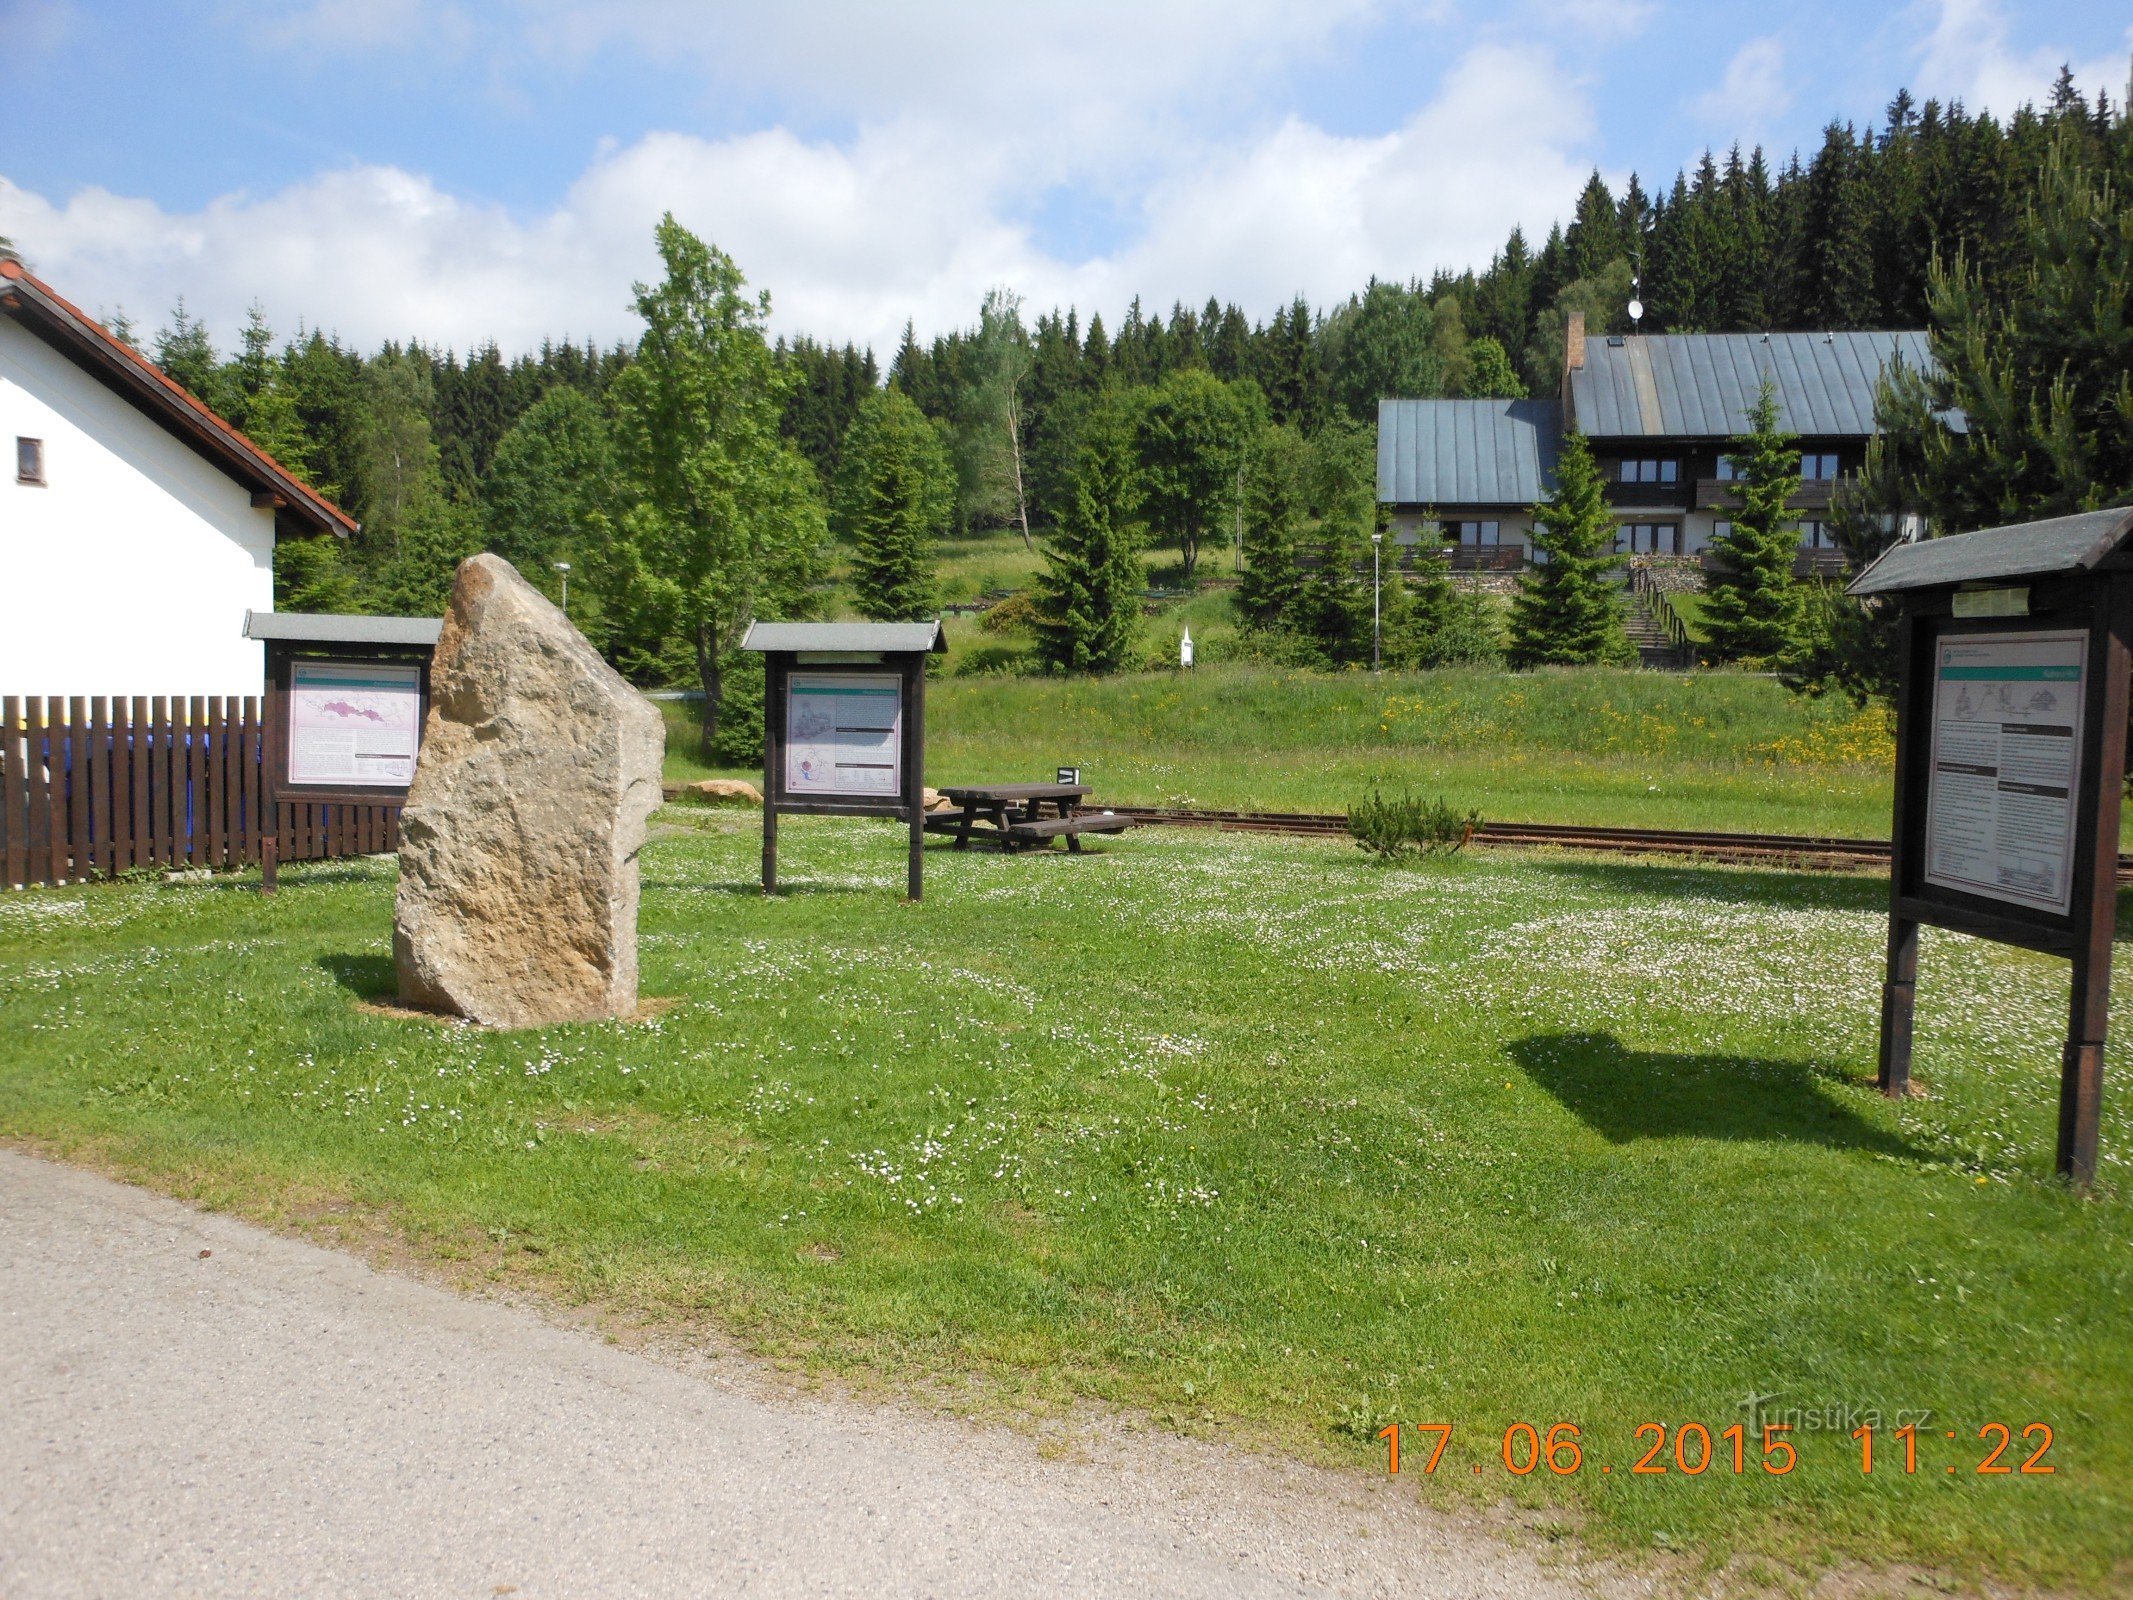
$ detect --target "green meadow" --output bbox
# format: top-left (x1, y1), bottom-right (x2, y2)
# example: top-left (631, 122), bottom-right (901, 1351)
top-left (668, 662), bottom-right (1896, 836)
top-left (3, 815), bottom-right (2127, 1593)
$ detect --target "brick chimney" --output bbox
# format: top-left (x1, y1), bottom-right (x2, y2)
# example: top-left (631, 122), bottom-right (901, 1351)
top-left (1564, 310), bottom-right (1586, 373)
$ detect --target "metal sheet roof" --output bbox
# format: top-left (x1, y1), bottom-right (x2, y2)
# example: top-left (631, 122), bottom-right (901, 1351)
top-left (1570, 330), bottom-right (1933, 438)
top-left (1847, 507), bottom-right (2133, 596)
top-left (242, 610), bottom-right (442, 646)
top-left (741, 620), bottom-right (947, 654)
top-left (1376, 398), bottom-right (1561, 506)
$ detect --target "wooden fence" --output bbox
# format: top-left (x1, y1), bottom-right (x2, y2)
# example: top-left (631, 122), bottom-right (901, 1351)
top-left (1, 695), bottom-right (403, 890)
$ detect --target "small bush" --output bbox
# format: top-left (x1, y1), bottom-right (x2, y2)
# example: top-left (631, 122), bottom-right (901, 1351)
top-left (977, 591), bottom-right (1040, 634)
top-left (1346, 789), bottom-right (1480, 861)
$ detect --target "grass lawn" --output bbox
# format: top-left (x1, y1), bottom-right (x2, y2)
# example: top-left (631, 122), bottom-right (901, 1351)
top-left (669, 663), bottom-right (1896, 837)
top-left (3, 818), bottom-right (2128, 1592)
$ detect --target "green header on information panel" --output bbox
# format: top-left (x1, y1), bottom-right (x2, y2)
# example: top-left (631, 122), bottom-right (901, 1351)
top-left (1936, 665), bottom-right (2082, 681)
top-left (792, 686), bottom-right (897, 696)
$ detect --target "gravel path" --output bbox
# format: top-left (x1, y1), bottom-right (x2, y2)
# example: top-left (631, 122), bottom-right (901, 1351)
top-left (0, 1149), bottom-right (1649, 1598)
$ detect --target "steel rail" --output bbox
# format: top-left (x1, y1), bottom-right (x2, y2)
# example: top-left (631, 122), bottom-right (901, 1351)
top-left (1107, 805), bottom-right (2133, 879)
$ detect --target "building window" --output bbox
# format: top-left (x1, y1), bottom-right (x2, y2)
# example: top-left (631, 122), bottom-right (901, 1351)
top-left (1443, 519), bottom-right (1503, 546)
top-left (1801, 452), bottom-right (1842, 481)
top-left (16, 437), bottom-right (45, 485)
top-left (1798, 519), bottom-right (1838, 549)
top-left (1614, 522), bottom-right (1678, 554)
top-left (1616, 459), bottom-right (1679, 485)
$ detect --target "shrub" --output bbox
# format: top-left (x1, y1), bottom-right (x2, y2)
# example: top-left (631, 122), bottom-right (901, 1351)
top-left (1346, 789), bottom-right (1480, 861)
top-left (978, 591), bottom-right (1040, 634)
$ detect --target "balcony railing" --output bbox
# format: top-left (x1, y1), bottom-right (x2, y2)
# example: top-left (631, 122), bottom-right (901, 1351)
top-left (1694, 478), bottom-right (1838, 512)
top-left (1440, 545), bottom-right (1526, 572)
top-left (1603, 479), bottom-right (1695, 510)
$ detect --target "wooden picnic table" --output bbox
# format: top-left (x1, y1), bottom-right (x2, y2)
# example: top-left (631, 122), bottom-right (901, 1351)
top-left (927, 782), bottom-right (1130, 854)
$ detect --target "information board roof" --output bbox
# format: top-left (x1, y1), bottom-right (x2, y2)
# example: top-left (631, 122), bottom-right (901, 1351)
top-left (741, 620), bottom-right (947, 654)
top-left (243, 610), bottom-right (443, 646)
top-left (1847, 507), bottom-right (2133, 597)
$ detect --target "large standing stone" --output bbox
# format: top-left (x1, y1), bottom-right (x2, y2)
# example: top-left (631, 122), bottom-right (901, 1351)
top-left (394, 554), bottom-right (665, 1028)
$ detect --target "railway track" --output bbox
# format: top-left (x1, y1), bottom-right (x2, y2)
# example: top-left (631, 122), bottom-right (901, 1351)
top-left (1110, 805), bottom-right (2133, 879)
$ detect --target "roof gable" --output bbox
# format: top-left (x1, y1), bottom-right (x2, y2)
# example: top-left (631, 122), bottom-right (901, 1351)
top-left (1570, 330), bottom-right (1934, 438)
top-left (0, 256), bottom-right (355, 536)
top-left (1377, 397), bottom-right (1560, 507)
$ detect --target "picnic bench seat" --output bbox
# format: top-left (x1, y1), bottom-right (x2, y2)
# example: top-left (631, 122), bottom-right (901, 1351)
top-left (1004, 812), bottom-right (1131, 852)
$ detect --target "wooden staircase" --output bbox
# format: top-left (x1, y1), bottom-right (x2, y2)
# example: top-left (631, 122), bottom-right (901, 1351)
top-left (1624, 570), bottom-right (1696, 671)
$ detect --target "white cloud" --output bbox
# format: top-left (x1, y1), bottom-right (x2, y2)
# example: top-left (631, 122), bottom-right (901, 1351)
top-left (0, 39), bottom-right (1590, 360)
top-left (1690, 35), bottom-right (1794, 131)
top-left (1910, 0), bottom-right (2131, 117)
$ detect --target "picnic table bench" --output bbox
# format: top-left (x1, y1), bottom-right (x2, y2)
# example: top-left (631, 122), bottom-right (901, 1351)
top-left (925, 783), bottom-right (1132, 853)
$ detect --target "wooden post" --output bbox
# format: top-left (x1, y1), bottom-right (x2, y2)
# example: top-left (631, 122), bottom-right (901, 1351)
top-left (2057, 577), bottom-right (2132, 1187)
top-left (1878, 918), bottom-right (1919, 1097)
top-left (1879, 608), bottom-right (1920, 1097)
top-left (761, 655), bottom-right (780, 895)
top-left (905, 655), bottom-right (925, 902)
top-left (261, 652), bottom-right (283, 893)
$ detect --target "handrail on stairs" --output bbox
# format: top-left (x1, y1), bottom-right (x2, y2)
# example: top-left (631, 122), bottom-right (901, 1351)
top-left (1628, 564), bottom-right (1694, 662)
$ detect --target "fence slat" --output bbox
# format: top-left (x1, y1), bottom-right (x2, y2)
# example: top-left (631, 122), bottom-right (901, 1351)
top-left (27, 701), bottom-right (55, 887)
top-left (186, 696), bottom-right (206, 868)
top-left (241, 698), bottom-right (261, 865)
top-left (148, 697), bottom-right (170, 868)
top-left (109, 699), bottom-right (133, 874)
top-left (202, 697), bottom-right (224, 869)
top-left (1, 696), bottom-right (23, 890)
top-left (88, 698), bottom-right (111, 877)
top-left (65, 697), bottom-right (90, 884)
top-left (218, 696), bottom-right (235, 868)
top-left (130, 698), bottom-right (150, 872)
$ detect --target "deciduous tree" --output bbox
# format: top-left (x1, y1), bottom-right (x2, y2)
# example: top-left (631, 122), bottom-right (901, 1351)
top-left (597, 215), bottom-right (827, 748)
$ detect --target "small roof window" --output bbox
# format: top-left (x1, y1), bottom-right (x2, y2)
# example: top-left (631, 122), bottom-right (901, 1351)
top-left (16, 436), bottom-right (45, 485)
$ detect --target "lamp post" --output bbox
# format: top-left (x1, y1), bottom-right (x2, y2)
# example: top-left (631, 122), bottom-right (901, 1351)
top-left (1371, 531), bottom-right (1383, 673)
top-left (553, 560), bottom-right (571, 618)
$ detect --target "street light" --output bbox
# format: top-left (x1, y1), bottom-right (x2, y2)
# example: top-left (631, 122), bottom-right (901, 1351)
top-left (553, 560), bottom-right (571, 618)
top-left (1371, 531), bottom-right (1383, 673)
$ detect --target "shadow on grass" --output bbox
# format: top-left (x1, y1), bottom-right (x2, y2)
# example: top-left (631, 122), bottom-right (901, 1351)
top-left (1509, 1031), bottom-right (1925, 1159)
top-left (317, 952), bottom-right (395, 999)
top-left (1524, 856), bottom-right (1891, 914)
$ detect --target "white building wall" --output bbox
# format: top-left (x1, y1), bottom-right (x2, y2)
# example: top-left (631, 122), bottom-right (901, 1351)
top-left (0, 317), bottom-right (276, 697)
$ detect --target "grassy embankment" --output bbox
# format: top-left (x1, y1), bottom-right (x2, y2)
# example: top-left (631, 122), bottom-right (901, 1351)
top-left (669, 662), bottom-right (1895, 837)
top-left (3, 820), bottom-right (2127, 1592)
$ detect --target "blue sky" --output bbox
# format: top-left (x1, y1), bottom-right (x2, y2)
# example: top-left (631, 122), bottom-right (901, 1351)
top-left (2, 1), bottom-right (2126, 357)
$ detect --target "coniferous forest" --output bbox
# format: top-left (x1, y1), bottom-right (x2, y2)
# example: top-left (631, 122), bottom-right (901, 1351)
top-left (57, 64), bottom-right (2130, 721)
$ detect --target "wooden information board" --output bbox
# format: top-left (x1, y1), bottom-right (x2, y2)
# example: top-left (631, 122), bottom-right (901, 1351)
top-left (1850, 509), bottom-right (2133, 1188)
top-left (742, 620), bottom-right (946, 902)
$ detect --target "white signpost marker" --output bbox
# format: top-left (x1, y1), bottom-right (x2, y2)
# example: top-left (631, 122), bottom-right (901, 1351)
top-left (1923, 630), bottom-right (2087, 916)
top-left (286, 660), bottom-right (423, 788)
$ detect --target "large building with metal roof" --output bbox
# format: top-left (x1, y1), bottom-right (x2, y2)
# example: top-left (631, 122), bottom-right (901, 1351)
top-left (1378, 314), bottom-right (1936, 575)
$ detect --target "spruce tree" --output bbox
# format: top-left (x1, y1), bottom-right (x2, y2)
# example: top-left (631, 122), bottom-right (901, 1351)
top-left (1289, 421), bottom-right (1376, 664)
top-left (1507, 431), bottom-right (1631, 667)
top-left (1382, 548), bottom-right (1504, 668)
top-left (1702, 382), bottom-right (1803, 663)
top-left (834, 387), bottom-right (952, 621)
top-left (1031, 398), bottom-right (1143, 673)
top-left (1235, 423), bottom-right (1309, 630)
